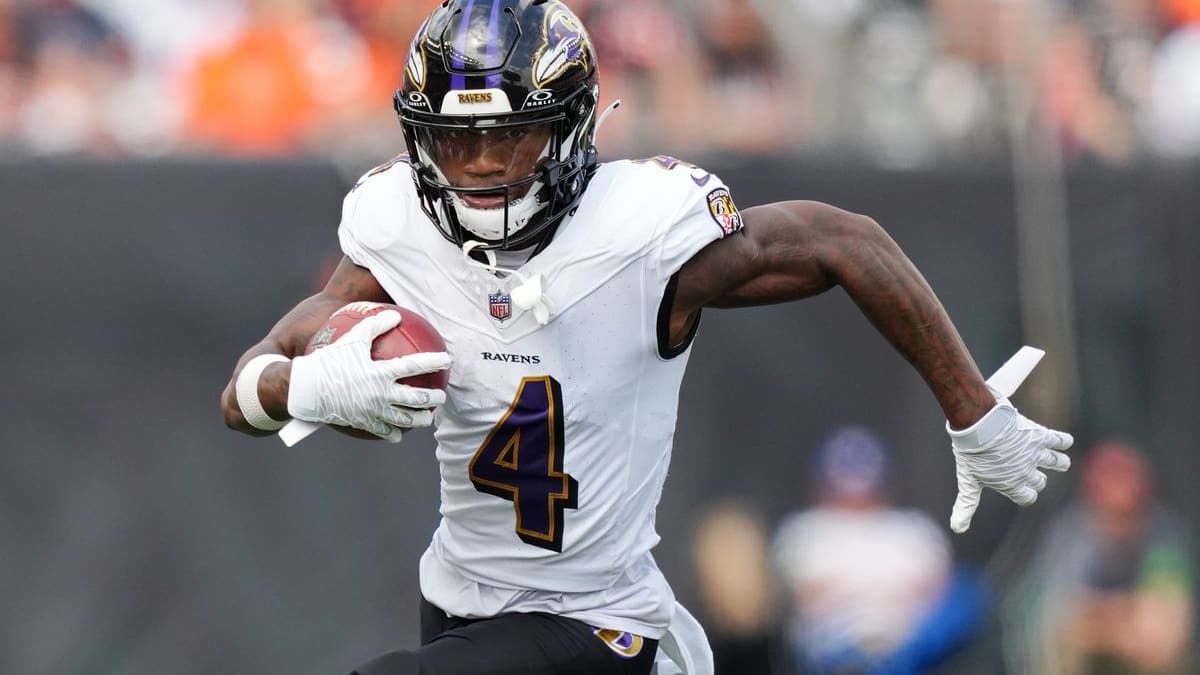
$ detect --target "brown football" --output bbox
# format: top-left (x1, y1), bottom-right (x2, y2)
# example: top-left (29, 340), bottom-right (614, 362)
top-left (305, 302), bottom-right (450, 438)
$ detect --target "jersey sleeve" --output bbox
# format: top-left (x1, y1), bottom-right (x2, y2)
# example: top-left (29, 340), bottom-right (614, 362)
top-left (654, 169), bottom-right (744, 277)
top-left (337, 181), bottom-right (372, 268)
top-left (633, 159), bottom-right (744, 359)
top-left (337, 159), bottom-right (412, 267)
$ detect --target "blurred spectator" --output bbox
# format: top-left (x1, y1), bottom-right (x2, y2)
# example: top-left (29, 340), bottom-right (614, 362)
top-left (9, 0), bottom-right (131, 155)
top-left (1040, 16), bottom-right (1139, 163)
top-left (1010, 441), bottom-right (1195, 675)
top-left (572, 0), bottom-right (696, 158)
top-left (182, 0), bottom-right (328, 156)
top-left (692, 499), bottom-right (782, 675)
top-left (75, 0), bottom-right (245, 154)
top-left (772, 426), bottom-right (986, 675)
top-left (315, 0), bottom-right (443, 163)
top-left (180, 0), bottom-right (442, 159)
top-left (0, 1), bottom-right (21, 147)
top-left (1143, 22), bottom-right (1200, 157)
top-left (684, 0), bottom-right (794, 156)
top-left (1164, 0), bottom-right (1200, 24)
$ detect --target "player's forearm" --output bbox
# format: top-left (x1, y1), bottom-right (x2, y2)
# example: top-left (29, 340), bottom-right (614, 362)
top-left (221, 342), bottom-right (293, 435)
top-left (220, 292), bottom-right (348, 435)
top-left (819, 213), bottom-right (995, 429)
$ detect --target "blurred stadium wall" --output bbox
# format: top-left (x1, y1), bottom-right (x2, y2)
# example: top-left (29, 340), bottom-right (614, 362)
top-left (1, 157), bottom-right (1196, 674)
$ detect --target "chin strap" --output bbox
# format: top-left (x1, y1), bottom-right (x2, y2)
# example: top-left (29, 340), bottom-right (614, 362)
top-left (462, 240), bottom-right (552, 325)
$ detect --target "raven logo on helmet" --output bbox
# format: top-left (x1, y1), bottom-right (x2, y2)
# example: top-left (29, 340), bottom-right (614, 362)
top-left (405, 19), bottom-right (429, 92)
top-left (533, 6), bottom-right (592, 89)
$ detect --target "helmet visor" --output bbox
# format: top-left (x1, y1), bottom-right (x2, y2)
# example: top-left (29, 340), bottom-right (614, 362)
top-left (415, 122), bottom-right (554, 205)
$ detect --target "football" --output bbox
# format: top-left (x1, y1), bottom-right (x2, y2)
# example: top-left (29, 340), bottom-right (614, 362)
top-left (304, 302), bottom-right (450, 439)
top-left (306, 301), bottom-right (451, 390)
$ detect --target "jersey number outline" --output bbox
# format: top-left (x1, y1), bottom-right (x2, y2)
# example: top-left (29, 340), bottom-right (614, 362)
top-left (469, 376), bottom-right (578, 552)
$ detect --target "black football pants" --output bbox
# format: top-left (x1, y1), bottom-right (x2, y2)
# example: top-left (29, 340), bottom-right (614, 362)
top-left (349, 597), bottom-right (659, 675)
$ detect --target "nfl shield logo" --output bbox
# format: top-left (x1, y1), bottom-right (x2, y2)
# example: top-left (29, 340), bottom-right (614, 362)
top-left (489, 292), bottom-right (512, 322)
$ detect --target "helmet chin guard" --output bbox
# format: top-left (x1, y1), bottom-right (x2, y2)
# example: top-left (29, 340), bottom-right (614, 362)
top-left (447, 178), bottom-right (549, 242)
top-left (396, 0), bottom-right (600, 251)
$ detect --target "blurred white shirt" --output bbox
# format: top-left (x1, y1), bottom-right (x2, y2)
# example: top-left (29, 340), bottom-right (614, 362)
top-left (772, 507), bottom-right (952, 656)
top-left (1145, 25), bottom-right (1200, 158)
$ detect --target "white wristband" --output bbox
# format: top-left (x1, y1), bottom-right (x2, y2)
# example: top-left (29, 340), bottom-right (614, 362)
top-left (235, 354), bottom-right (291, 431)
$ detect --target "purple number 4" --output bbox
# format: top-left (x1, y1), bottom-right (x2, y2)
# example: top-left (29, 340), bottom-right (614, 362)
top-left (469, 376), bottom-right (578, 552)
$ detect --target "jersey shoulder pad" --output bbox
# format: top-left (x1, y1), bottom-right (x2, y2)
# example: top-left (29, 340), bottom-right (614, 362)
top-left (604, 157), bottom-right (742, 241)
top-left (340, 154), bottom-right (420, 252)
top-left (350, 153), bottom-right (413, 195)
top-left (612, 156), bottom-right (720, 200)
top-left (586, 159), bottom-right (741, 279)
top-left (597, 157), bottom-right (704, 216)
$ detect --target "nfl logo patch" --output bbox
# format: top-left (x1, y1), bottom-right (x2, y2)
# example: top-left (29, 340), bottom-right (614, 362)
top-left (489, 292), bottom-right (512, 322)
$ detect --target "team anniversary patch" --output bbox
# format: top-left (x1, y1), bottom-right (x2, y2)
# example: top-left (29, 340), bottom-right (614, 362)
top-left (706, 187), bottom-right (743, 236)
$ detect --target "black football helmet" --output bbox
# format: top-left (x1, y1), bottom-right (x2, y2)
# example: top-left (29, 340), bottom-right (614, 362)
top-left (396, 0), bottom-right (601, 251)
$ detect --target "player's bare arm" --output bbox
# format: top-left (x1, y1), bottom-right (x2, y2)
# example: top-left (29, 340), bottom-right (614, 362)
top-left (672, 200), bottom-right (993, 430)
top-left (674, 199), bottom-right (1072, 532)
top-left (220, 257), bottom-right (391, 435)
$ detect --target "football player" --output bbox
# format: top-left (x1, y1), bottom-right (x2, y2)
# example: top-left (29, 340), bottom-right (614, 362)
top-left (220, 2), bottom-right (1073, 674)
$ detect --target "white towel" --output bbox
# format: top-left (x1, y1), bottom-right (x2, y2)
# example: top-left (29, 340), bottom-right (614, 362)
top-left (652, 601), bottom-right (713, 675)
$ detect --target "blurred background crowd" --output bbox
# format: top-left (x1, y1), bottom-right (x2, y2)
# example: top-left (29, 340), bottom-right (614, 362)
top-left (691, 430), bottom-right (1195, 674)
top-left (1, 0), bottom-right (1200, 167)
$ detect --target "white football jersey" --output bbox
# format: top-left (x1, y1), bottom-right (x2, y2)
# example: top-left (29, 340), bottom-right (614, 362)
top-left (337, 156), bottom-right (744, 637)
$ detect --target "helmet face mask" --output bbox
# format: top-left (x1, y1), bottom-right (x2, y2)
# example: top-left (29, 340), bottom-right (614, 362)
top-left (396, 0), bottom-right (600, 251)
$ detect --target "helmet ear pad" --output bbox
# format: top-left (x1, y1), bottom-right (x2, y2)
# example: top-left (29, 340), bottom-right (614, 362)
top-left (395, 0), bottom-right (601, 251)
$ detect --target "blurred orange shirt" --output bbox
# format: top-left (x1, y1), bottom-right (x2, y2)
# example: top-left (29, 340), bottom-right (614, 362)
top-left (185, 22), bottom-right (319, 156)
top-left (349, 0), bottom-right (444, 103)
top-left (1165, 0), bottom-right (1200, 25)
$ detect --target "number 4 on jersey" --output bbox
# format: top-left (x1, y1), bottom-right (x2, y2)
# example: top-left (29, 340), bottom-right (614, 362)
top-left (469, 376), bottom-right (578, 552)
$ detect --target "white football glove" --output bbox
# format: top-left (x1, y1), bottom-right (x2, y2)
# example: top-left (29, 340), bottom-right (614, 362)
top-left (286, 310), bottom-right (450, 443)
top-left (947, 347), bottom-right (1073, 533)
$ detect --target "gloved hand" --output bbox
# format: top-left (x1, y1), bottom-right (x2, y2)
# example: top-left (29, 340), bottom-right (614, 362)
top-left (947, 347), bottom-right (1073, 533)
top-left (947, 396), bottom-right (1073, 533)
top-left (287, 310), bottom-right (450, 443)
